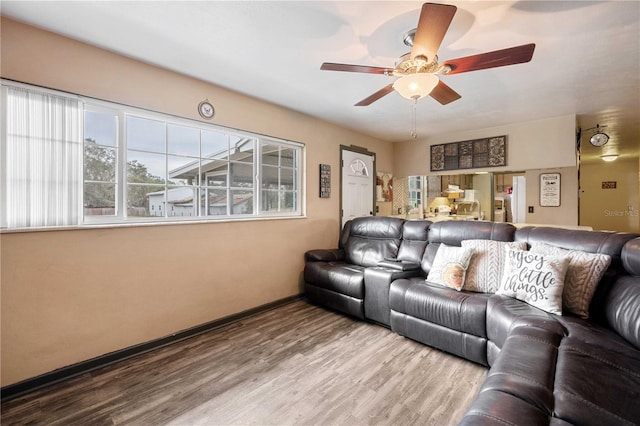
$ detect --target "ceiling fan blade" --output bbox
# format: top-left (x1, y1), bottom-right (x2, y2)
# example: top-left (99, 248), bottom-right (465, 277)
top-left (411, 3), bottom-right (457, 62)
top-left (355, 84), bottom-right (395, 106)
top-left (321, 62), bottom-right (393, 75)
top-left (440, 43), bottom-right (536, 75)
top-left (429, 80), bottom-right (461, 105)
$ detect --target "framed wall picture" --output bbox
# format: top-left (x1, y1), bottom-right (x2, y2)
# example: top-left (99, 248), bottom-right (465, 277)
top-left (319, 164), bottom-right (331, 198)
top-left (540, 173), bottom-right (561, 207)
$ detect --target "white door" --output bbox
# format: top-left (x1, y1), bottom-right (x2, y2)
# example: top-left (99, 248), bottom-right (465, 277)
top-left (341, 149), bottom-right (375, 228)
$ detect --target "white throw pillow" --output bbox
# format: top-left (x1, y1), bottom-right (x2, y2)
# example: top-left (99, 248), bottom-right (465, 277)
top-left (530, 242), bottom-right (612, 319)
top-left (461, 240), bottom-right (528, 293)
top-left (426, 244), bottom-right (475, 291)
top-left (497, 248), bottom-right (570, 315)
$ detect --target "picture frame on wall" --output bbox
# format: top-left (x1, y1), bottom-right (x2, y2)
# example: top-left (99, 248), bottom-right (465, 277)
top-left (540, 173), bottom-right (561, 207)
top-left (319, 164), bottom-right (331, 198)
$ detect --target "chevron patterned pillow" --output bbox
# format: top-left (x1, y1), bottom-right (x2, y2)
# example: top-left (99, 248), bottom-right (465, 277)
top-left (461, 240), bottom-right (528, 293)
top-left (531, 242), bottom-right (612, 319)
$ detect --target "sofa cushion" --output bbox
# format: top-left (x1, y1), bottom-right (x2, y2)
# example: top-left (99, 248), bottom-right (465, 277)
top-left (486, 295), bottom-right (565, 351)
top-left (480, 326), bottom-right (561, 417)
top-left (553, 336), bottom-right (640, 425)
top-left (531, 242), bottom-right (612, 319)
top-left (303, 261), bottom-right (365, 299)
top-left (344, 216), bottom-right (404, 267)
top-left (497, 249), bottom-right (570, 315)
top-left (397, 220), bottom-right (431, 264)
top-left (426, 244), bottom-right (474, 290)
top-left (461, 240), bottom-right (527, 293)
top-left (390, 277), bottom-right (489, 338)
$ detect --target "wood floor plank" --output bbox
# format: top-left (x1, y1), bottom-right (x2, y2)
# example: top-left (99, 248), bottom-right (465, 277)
top-left (1, 300), bottom-right (486, 425)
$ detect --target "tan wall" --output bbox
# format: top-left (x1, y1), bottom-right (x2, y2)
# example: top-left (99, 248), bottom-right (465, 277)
top-left (393, 114), bottom-right (577, 177)
top-left (524, 167), bottom-right (579, 226)
top-left (393, 115), bottom-right (579, 226)
top-left (0, 17), bottom-right (394, 386)
top-left (580, 158), bottom-right (640, 232)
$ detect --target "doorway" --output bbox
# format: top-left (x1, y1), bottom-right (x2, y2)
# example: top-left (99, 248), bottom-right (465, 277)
top-left (341, 146), bottom-right (375, 228)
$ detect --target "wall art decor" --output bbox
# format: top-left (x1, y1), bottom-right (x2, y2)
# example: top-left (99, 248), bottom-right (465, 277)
top-left (319, 164), bottom-right (331, 198)
top-left (540, 173), bottom-right (561, 207)
top-left (376, 172), bottom-right (393, 202)
top-left (430, 135), bottom-right (507, 172)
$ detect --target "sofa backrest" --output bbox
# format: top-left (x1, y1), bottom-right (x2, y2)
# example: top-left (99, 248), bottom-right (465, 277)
top-left (343, 216), bottom-right (405, 267)
top-left (622, 237), bottom-right (640, 276)
top-left (516, 226), bottom-right (640, 322)
top-left (421, 221), bottom-right (517, 272)
top-left (397, 220), bottom-right (432, 264)
top-left (604, 237), bottom-right (640, 349)
top-left (514, 226), bottom-right (639, 271)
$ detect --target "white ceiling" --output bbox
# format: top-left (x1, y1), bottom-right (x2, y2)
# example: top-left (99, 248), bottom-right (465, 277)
top-left (2, 1), bottom-right (639, 164)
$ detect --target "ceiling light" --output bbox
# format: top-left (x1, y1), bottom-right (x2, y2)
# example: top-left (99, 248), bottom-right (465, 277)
top-left (601, 155), bottom-right (618, 162)
top-left (393, 73), bottom-right (439, 100)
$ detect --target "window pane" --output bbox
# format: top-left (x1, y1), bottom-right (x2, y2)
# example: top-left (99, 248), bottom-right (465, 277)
top-left (84, 182), bottom-right (115, 216)
top-left (280, 167), bottom-right (295, 191)
top-left (166, 186), bottom-right (196, 217)
top-left (261, 165), bottom-right (279, 189)
top-left (168, 124), bottom-right (199, 156)
top-left (84, 144), bottom-right (116, 182)
top-left (280, 147), bottom-right (296, 168)
top-left (203, 187), bottom-right (227, 216)
top-left (206, 166), bottom-right (228, 187)
top-left (262, 143), bottom-right (280, 166)
top-left (202, 130), bottom-right (229, 159)
top-left (230, 162), bottom-right (253, 188)
top-left (168, 155), bottom-right (199, 186)
top-left (127, 151), bottom-right (165, 183)
top-left (230, 137), bottom-right (254, 163)
top-left (128, 184), bottom-right (164, 217)
top-left (261, 190), bottom-right (296, 213)
top-left (84, 110), bottom-right (117, 147)
top-left (230, 190), bottom-right (253, 215)
top-left (127, 116), bottom-right (165, 152)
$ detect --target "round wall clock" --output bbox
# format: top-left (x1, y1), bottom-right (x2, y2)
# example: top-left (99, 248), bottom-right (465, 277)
top-left (589, 132), bottom-right (609, 147)
top-left (198, 100), bottom-right (215, 119)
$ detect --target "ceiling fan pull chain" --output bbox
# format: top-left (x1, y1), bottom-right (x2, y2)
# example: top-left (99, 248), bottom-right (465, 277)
top-left (411, 98), bottom-right (418, 139)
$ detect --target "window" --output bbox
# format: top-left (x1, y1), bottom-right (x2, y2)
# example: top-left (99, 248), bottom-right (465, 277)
top-left (2, 82), bottom-right (304, 230)
top-left (1, 85), bottom-right (82, 228)
top-left (408, 175), bottom-right (423, 209)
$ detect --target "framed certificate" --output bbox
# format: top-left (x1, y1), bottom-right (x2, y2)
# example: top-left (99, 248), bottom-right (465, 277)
top-left (540, 173), bottom-right (560, 207)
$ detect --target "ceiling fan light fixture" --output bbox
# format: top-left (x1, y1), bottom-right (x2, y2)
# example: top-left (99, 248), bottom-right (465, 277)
top-left (601, 154), bottom-right (618, 162)
top-left (393, 73), bottom-right (439, 100)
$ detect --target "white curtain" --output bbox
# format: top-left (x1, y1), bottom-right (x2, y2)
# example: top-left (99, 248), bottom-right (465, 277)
top-left (2, 85), bottom-right (82, 228)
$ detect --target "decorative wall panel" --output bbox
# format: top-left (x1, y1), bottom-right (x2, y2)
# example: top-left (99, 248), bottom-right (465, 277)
top-left (431, 135), bottom-right (506, 172)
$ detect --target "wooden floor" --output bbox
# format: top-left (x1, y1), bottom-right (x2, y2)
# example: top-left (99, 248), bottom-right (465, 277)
top-left (1, 300), bottom-right (487, 426)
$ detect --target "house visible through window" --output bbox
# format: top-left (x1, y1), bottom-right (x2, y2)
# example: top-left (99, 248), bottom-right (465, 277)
top-left (1, 81), bottom-right (305, 230)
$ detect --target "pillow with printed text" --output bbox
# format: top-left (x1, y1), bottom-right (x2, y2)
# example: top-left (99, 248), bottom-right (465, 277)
top-left (497, 248), bottom-right (570, 315)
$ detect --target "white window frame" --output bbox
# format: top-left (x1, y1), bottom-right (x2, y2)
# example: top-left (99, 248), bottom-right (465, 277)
top-left (1, 81), bottom-right (306, 231)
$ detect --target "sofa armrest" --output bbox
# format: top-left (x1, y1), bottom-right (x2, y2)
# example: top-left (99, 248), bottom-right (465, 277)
top-left (305, 248), bottom-right (345, 262)
top-left (377, 259), bottom-right (421, 271)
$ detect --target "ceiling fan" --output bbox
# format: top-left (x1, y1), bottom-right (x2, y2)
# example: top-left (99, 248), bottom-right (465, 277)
top-left (320, 2), bottom-right (536, 107)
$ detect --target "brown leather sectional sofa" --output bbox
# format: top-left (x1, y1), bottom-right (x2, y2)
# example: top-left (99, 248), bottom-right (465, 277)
top-left (304, 216), bottom-right (640, 425)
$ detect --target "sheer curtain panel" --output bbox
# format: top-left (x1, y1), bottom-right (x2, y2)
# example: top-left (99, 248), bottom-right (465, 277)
top-left (2, 85), bottom-right (82, 229)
